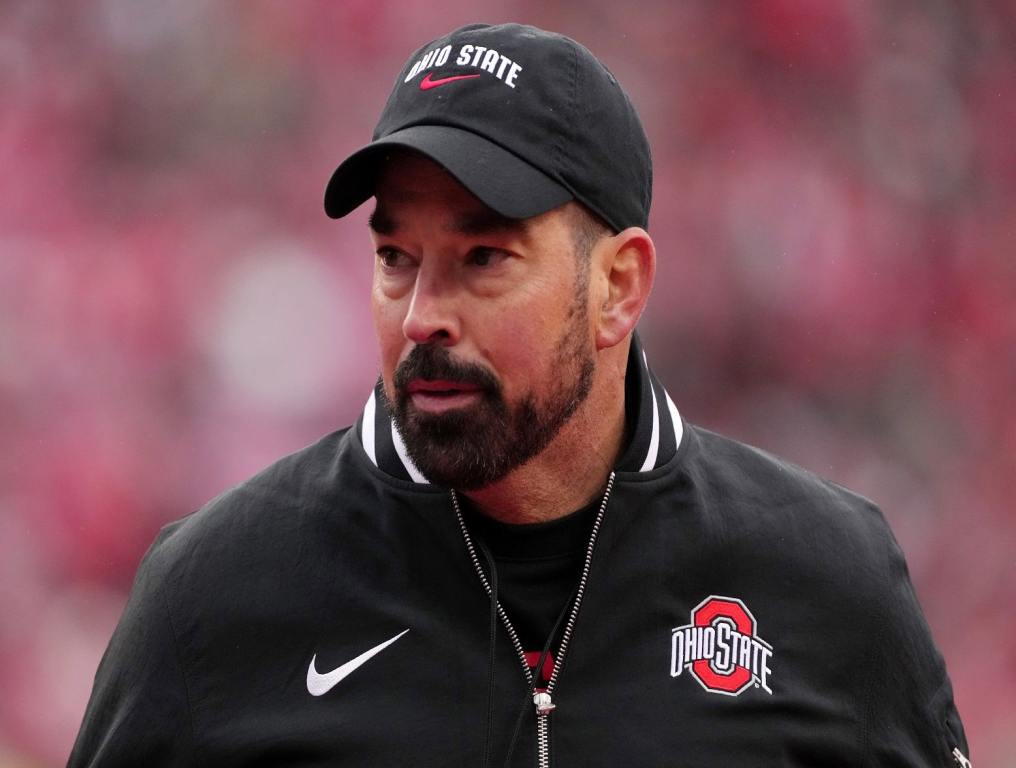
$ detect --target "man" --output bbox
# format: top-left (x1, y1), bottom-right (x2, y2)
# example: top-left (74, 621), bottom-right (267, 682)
top-left (71, 23), bottom-right (970, 767)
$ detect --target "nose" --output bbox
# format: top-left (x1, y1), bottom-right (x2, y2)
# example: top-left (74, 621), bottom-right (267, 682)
top-left (402, 265), bottom-right (460, 346)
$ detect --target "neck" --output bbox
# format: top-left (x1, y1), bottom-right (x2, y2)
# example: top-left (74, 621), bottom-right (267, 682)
top-left (461, 344), bottom-right (629, 524)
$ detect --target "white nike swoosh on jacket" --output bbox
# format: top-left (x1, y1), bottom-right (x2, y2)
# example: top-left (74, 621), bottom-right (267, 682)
top-left (306, 628), bottom-right (410, 696)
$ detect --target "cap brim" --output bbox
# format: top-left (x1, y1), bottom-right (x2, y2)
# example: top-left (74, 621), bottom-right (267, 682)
top-left (323, 125), bottom-right (573, 220)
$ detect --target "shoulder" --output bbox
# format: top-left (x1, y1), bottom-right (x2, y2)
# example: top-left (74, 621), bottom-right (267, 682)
top-left (667, 423), bottom-right (915, 636)
top-left (688, 424), bottom-right (869, 506)
top-left (141, 426), bottom-right (363, 584)
top-left (205, 425), bottom-right (355, 519)
top-left (683, 423), bottom-right (891, 559)
top-left (112, 425), bottom-right (390, 673)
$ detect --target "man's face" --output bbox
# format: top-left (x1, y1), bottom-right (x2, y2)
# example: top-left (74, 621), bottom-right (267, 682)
top-left (369, 152), bottom-right (596, 489)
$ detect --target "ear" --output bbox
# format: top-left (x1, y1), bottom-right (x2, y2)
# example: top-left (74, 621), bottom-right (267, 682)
top-left (593, 227), bottom-right (656, 350)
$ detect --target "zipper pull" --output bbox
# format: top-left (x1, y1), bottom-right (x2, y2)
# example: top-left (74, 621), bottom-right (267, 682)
top-left (533, 691), bottom-right (556, 715)
top-left (952, 747), bottom-right (972, 767)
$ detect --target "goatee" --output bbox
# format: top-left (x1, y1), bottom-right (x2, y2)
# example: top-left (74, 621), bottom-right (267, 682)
top-left (384, 335), bottom-right (594, 490)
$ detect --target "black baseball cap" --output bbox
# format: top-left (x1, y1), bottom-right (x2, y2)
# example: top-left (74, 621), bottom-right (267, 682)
top-left (323, 23), bottom-right (652, 232)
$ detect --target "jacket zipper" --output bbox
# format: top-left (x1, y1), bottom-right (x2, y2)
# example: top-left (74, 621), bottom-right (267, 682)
top-left (452, 472), bottom-right (616, 768)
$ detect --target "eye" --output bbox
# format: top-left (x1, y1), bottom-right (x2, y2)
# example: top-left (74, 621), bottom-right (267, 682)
top-left (376, 246), bottom-right (414, 270)
top-left (468, 247), bottom-right (510, 267)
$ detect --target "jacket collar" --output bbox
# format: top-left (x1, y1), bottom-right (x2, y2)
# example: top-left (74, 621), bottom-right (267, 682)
top-left (355, 333), bottom-right (683, 484)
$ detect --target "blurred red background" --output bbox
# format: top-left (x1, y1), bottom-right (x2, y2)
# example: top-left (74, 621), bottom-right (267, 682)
top-left (2, 1), bottom-right (1012, 765)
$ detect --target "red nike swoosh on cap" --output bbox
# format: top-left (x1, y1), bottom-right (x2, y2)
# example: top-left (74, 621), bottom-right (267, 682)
top-left (419, 72), bottom-right (481, 90)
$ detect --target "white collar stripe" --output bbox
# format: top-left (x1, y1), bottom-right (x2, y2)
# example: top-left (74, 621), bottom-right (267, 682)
top-left (638, 349), bottom-right (661, 472)
top-left (391, 422), bottom-right (429, 484)
top-left (361, 390), bottom-right (377, 466)
top-left (665, 390), bottom-right (684, 455)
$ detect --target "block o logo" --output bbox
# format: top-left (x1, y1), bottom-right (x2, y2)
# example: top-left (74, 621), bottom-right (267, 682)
top-left (670, 595), bottom-right (773, 696)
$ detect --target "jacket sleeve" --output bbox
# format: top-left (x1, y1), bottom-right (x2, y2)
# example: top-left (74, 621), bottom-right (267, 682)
top-left (68, 526), bottom-right (196, 767)
top-left (858, 511), bottom-right (970, 768)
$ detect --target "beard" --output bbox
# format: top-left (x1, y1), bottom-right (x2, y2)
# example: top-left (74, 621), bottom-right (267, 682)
top-left (383, 307), bottom-right (595, 490)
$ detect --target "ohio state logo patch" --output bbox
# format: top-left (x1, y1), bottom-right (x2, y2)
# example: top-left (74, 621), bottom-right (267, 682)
top-left (670, 595), bottom-right (773, 696)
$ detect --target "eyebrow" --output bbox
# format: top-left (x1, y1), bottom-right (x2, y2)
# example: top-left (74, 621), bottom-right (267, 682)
top-left (368, 204), bottom-right (529, 239)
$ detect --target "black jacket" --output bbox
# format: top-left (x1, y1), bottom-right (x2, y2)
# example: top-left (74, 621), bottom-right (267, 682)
top-left (70, 340), bottom-right (969, 766)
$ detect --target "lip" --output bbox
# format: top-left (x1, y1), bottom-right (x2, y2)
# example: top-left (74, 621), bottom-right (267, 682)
top-left (406, 379), bottom-right (482, 394)
top-left (405, 379), bottom-right (483, 414)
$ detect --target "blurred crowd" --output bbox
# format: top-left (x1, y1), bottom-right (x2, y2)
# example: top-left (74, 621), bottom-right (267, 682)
top-left (1, 1), bottom-right (1013, 765)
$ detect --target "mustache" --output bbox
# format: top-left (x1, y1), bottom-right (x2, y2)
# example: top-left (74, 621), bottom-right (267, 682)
top-left (393, 344), bottom-right (501, 396)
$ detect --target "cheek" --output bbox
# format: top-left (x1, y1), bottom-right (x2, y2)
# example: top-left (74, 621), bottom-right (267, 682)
top-left (478, 303), bottom-right (567, 394)
top-left (371, 286), bottom-right (407, 379)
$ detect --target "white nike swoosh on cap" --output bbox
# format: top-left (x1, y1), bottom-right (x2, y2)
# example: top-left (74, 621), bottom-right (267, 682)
top-left (306, 628), bottom-right (410, 697)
